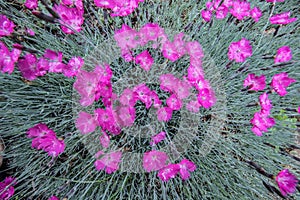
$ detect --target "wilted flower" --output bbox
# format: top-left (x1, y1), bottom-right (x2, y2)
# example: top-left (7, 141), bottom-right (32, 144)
top-left (276, 169), bottom-right (298, 196)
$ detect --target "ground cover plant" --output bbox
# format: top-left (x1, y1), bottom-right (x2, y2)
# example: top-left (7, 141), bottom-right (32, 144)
top-left (0, 0), bottom-right (299, 199)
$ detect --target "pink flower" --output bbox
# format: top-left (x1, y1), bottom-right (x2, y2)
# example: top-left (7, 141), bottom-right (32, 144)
top-left (150, 131), bottom-right (166, 146)
top-left (178, 159), bottom-right (196, 180)
top-left (133, 84), bottom-right (152, 109)
top-left (230, 1), bottom-right (251, 20)
top-left (43, 49), bottom-right (65, 73)
top-left (73, 69), bottom-right (99, 106)
top-left (26, 28), bottom-right (35, 36)
top-left (99, 131), bottom-right (110, 148)
top-left (274, 46), bottom-right (292, 63)
top-left (276, 169), bottom-right (298, 196)
top-left (0, 177), bottom-right (16, 200)
top-left (143, 150), bottom-right (169, 172)
top-left (95, 151), bottom-right (122, 174)
top-left (228, 38), bottom-right (252, 63)
top-left (192, 75), bottom-right (210, 91)
top-left (270, 72), bottom-right (296, 96)
top-left (159, 74), bottom-right (179, 93)
top-left (115, 105), bottom-right (136, 127)
top-left (48, 196), bottom-right (60, 200)
top-left (18, 53), bottom-right (40, 80)
top-left (174, 79), bottom-right (191, 100)
top-left (54, 4), bottom-right (84, 34)
top-left (243, 73), bottom-right (266, 91)
top-left (270, 12), bottom-right (297, 25)
top-left (250, 7), bottom-right (262, 22)
top-left (187, 65), bottom-right (205, 83)
top-left (63, 56), bottom-right (84, 77)
top-left (135, 50), bottom-right (154, 71)
top-left (250, 112), bottom-right (275, 136)
top-left (95, 107), bottom-right (121, 135)
top-left (259, 93), bottom-right (272, 115)
top-left (157, 107), bottom-right (173, 122)
top-left (27, 123), bottom-right (52, 138)
top-left (0, 15), bottom-right (15, 37)
top-left (25, 0), bottom-right (38, 9)
top-left (76, 111), bottom-right (98, 134)
top-left (157, 164), bottom-right (180, 181)
top-left (201, 10), bottom-right (213, 22)
top-left (36, 135), bottom-right (65, 157)
top-left (162, 41), bottom-right (180, 62)
top-left (138, 23), bottom-right (163, 46)
top-left (0, 42), bottom-right (22, 74)
top-left (119, 88), bottom-right (137, 107)
top-left (166, 94), bottom-right (182, 111)
top-left (197, 88), bottom-right (216, 109)
top-left (186, 99), bottom-right (202, 113)
top-left (298, 106), bottom-right (300, 114)
top-left (114, 24), bottom-right (139, 51)
top-left (216, 5), bottom-right (228, 19)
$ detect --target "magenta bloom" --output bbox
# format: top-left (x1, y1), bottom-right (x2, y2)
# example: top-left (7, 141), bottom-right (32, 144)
top-left (178, 159), bottom-right (196, 180)
top-left (115, 105), bottom-right (136, 127)
top-left (18, 53), bottom-right (39, 80)
top-left (215, 5), bottom-right (228, 20)
top-left (95, 151), bottom-right (122, 174)
top-left (250, 7), bottom-right (262, 22)
top-left (186, 99), bottom-right (202, 113)
top-left (243, 73), bottom-right (266, 91)
top-left (270, 12), bottom-right (297, 25)
top-left (0, 177), bottom-right (16, 200)
top-left (24, 0), bottom-right (38, 9)
top-left (63, 56), bottom-right (84, 77)
top-left (174, 79), bottom-right (191, 100)
top-left (274, 46), bottom-right (292, 63)
top-left (43, 49), bottom-right (65, 73)
top-left (162, 41), bottom-right (180, 62)
top-left (143, 150), bottom-right (169, 172)
top-left (228, 38), bottom-right (252, 62)
top-left (114, 24), bottom-right (139, 51)
top-left (259, 93), bottom-right (272, 115)
top-left (157, 107), bottom-right (173, 122)
top-left (201, 10), bottom-right (212, 22)
top-left (298, 106), bottom-right (300, 114)
top-left (119, 88), bottom-right (137, 107)
top-left (99, 131), bottom-right (110, 148)
top-left (27, 123), bottom-right (53, 138)
top-left (270, 72), bottom-right (296, 96)
top-left (95, 107), bottom-right (121, 135)
top-left (27, 123), bottom-right (65, 157)
top-left (230, 1), bottom-right (250, 20)
top-left (150, 131), bottom-right (166, 146)
top-left (187, 65), bottom-right (205, 83)
top-left (197, 88), bottom-right (216, 109)
top-left (166, 94), bottom-right (183, 111)
top-left (48, 196), bottom-right (60, 200)
top-left (135, 50), bottom-right (154, 71)
top-left (159, 73), bottom-right (180, 93)
top-left (76, 111), bottom-right (98, 134)
top-left (276, 169), bottom-right (298, 196)
top-left (54, 4), bottom-right (84, 34)
top-left (94, 0), bottom-right (143, 17)
top-left (250, 112), bottom-right (275, 136)
top-left (0, 15), bottom-right (15, 37)
top-left (157, 164), bottom-right (180, 181)
top-left (0, 42), bottom-right (21, 74)
top-left (73, 69), bottom-right (99, 106)
top-left (133, 84), bottom-right (153, 109)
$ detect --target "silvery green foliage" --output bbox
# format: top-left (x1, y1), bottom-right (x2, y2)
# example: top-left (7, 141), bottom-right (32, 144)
top-left (0, 0), bottom-right (299, 199)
